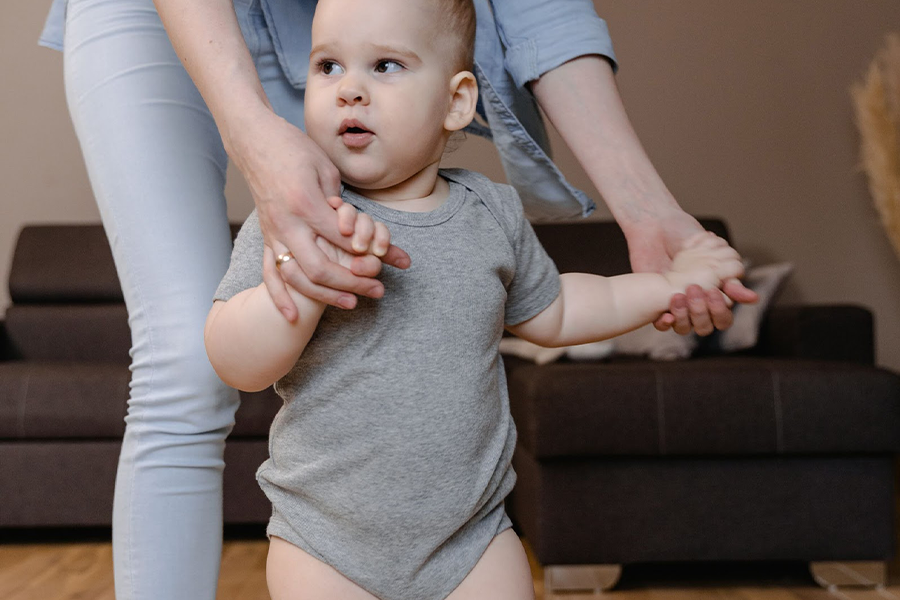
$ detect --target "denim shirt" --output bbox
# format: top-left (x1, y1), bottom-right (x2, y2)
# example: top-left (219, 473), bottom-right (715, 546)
top-left (40, 0), bottom-right (617, 221)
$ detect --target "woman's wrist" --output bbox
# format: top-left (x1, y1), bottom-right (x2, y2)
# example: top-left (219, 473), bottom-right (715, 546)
top-left (611, 190), bottom-right (680, 238)
top-left (218, 94), bottom-right (276, 161)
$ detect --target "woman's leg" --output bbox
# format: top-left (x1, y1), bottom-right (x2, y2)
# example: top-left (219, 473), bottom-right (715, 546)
top-left (447, 529), bottom-right (536, 600)
top-left (64, 1), bottom-right (239, 598)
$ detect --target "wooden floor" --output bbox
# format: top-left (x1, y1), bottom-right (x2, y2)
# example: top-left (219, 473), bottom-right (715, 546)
top-left (1, 535), bottom-right (899, 600)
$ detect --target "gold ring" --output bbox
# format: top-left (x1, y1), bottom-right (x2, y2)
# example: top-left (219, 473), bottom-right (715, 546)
top-left (275, 252), bottom-right (294, 269)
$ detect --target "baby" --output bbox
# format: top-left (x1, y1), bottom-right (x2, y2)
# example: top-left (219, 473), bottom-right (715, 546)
top-left (204, 0), bottom-right (743, 599)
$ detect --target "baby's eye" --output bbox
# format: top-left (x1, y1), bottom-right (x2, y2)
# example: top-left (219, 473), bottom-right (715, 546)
top-left (374, 60), bottom-right (403, 74)
top-left (319, 60), bottom-right (345, 76)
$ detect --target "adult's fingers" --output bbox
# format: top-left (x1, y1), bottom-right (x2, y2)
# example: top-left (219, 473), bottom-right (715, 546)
top-left (262, 245), bottom-right (298, 322)
top-left (279, 255), bottom-right (361, 309)
top-left (283, 232), bottom-right (385, 300)
top-left (266, 166), bottom-right (352, 256)
top-left (317, 159), bottom-right (342, 201)
top-left (706, 288), bottom-right (734, 331)
top-left (350, 254), bottom-right (383, 278)
top-left (722, 278), bottom-right (759, 305)
top-left (686, 285), bottom-right (715, 337)
top-left (668, 293), bottom-right (692, 335)
top-left (380, 244), bottom-right (412, 270)
top-left (299, 187), bottom-right (412, 269)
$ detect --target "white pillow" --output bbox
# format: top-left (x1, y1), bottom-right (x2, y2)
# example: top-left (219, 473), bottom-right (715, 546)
top-left (608, 323), bottom-right (697, 360)
top-left (498, 262), bottom-right (794, 365)
top-left (707, 262), bottom-right (794, 352)
top-left (498, 324), bottom-right (694, 364)
top-left (498, 337), bottom-right (568, 365)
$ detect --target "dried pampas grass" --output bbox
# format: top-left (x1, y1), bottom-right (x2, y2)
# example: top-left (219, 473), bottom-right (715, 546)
top-left (852, 34), bottom-right (900, 262)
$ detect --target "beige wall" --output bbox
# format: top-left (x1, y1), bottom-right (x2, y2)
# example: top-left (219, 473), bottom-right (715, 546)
top-left (4, 1), bottom-right (900, 370)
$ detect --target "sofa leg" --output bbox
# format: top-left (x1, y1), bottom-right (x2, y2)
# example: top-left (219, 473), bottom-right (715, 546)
top-left (543, 564), bottom-right (622, 595)
top-left (810, 561), bottom-right (887, 589)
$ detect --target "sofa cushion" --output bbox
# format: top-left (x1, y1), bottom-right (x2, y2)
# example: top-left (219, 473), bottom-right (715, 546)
top-left (0, 439), bottom-right (273, 526)
top-left (233, 388), bottom-right (282, 437)
top-left (4, 304), bottom-right (131, 363)
top-left (9, 226), bottom-right (122, 302)
top-left (0, 362), bottom-right (129, 439)
top-left (507, 357), bottom-right (900, 458)
top-left (0, 361), bottom-right (281, 440)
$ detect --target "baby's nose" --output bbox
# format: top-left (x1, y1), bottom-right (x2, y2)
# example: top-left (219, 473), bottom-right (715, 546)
top-left (338, 79), bottom-right (368, 104)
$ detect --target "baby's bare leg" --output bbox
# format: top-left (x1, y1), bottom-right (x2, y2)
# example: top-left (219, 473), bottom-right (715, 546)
top-left (266, 536), bottom-right (378, 600)
top-left (447, 529), bottom-right (535, 600)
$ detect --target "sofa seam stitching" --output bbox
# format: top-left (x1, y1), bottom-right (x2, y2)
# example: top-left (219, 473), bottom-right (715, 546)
top-left (17, 368), bottom-right (32, 438)
top-left (771, 368), bottom-right (784, 453)
top-left (655, 368), bottom-right (666, 455)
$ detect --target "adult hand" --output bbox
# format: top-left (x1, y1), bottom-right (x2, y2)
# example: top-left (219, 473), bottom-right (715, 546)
top-left (228, 109), bottom-right (410, 321)
top-left (625, 209), bottom-right (758, 336)
top-left (528, 56), bottom-right (757, 337)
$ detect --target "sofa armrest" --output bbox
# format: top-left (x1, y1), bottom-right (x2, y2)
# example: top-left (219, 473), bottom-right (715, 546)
top-left (755, 304), bottom-right (874, 365)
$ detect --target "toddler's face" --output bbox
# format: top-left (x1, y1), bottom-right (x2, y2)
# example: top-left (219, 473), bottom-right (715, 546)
top-left (305, 0), bottom-right (463, 193)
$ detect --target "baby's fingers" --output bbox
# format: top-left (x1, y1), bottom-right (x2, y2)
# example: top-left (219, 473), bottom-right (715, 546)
top-left (716, 256), bottom-right (745, 281)
top-left (372, 221), bottom-right (391, 257)
top-left (335, 201), bottom-right (358, 237)
top-left (686, 232), bottom-right (730, 253)
top-left (683, 231), bottom-right (718, 250)
top-left (352, 213), bottom-right (376, 253)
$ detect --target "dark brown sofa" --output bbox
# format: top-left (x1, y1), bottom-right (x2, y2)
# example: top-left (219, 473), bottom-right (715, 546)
top-left (0, 224), bottom-right (279, 528)
top-left (506, 221), bottom-right (900, 592)
top-left (1, 220), bottom-right (898, 592)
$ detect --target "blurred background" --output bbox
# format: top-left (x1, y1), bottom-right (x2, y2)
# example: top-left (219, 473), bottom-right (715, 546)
top-left (3, 0), bottom-right (899, 371)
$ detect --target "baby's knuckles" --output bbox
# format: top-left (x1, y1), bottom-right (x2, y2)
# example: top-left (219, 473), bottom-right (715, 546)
top-left (314, 236), bottom-right (353, 269)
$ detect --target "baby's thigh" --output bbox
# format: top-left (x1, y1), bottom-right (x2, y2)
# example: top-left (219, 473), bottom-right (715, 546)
top-left (447, 529), bottom-right (535, 600)
top-left (266, 536), bottom-right (378, 600)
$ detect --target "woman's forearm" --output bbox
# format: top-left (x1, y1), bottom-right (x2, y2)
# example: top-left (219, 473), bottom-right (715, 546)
top-left (204, 286), bottom-right (324, 392)
top-left (529, 56), bottom-right (682, 235)
top-left (152, 0), bottom-right (271, 154)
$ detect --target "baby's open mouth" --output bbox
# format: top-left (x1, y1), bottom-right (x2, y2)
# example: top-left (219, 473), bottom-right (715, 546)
top-left (339, 119), bottom-right (374, 149)
top-left (339, 119), bottom-right (373, 135)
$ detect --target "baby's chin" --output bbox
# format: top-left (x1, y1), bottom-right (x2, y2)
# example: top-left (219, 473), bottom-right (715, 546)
top-left (339, 172), bottom-right (391, 194)
top-left (335, 162), bottom-right (412, 195)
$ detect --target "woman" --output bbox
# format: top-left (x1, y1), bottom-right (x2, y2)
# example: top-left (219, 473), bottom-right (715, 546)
top-left (39, 0), bottom-right (756, 598)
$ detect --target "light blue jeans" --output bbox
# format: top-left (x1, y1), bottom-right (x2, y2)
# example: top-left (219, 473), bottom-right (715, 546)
top-left (63, 0), bottom-right (303, 598)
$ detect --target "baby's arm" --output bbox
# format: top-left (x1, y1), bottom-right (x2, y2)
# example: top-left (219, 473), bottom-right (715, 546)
top-left (205, 262), bottom-right (326, 392)
top-left (204, 201), bottom-right (390, 392)
top-left (508, 232), bottom-right (743, 347)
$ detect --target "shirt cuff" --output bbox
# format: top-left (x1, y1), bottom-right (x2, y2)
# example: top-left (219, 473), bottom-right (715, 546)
top-left (503, 15), bottom-right (618, 88)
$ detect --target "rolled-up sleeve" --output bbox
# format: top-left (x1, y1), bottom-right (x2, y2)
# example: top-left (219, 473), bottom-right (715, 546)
top-left (489, 0), bottom-right (618, 88)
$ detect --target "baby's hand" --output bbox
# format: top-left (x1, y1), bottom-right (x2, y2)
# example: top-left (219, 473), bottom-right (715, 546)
top-left (317, 197), bottom-right (392, 273)
top-left (327, 196), bottom-right (391, 257)
top-left (664, 231), bottom-right (744, 293)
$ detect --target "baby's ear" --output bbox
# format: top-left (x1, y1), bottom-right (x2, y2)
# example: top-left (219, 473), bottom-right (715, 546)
top-left (445, 71), bottom-right (478, 132)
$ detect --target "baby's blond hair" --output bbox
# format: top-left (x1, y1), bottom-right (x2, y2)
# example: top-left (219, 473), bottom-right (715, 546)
top-left (439, 0), bottom-right (477, 72)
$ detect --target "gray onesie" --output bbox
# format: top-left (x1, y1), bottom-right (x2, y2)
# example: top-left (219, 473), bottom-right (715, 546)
top-left (214, 169), bottom-right (560, 600)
